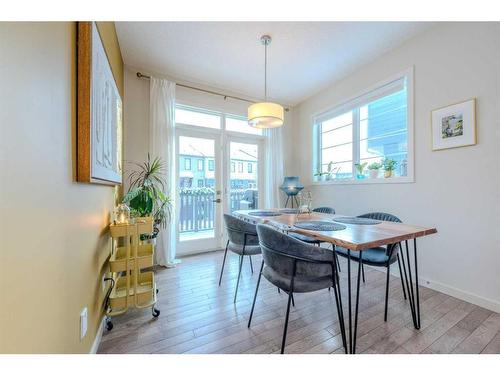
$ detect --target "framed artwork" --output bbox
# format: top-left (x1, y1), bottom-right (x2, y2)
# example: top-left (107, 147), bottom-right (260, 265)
top-left (77, 22), bottom-right (122, 185)
top-left (431, 98), bottom-right (476, 151)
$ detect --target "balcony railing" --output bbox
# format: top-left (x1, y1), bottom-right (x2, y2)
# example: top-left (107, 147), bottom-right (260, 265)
top-left (179, 188), bottom-right (256, 234)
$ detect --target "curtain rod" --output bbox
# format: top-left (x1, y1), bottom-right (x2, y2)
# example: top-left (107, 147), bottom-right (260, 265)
top-left (136, 72), bottom-right (289, 111)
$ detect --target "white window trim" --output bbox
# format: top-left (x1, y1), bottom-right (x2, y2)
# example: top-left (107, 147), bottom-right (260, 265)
top-left (311, 67), bottom-right (414, 186)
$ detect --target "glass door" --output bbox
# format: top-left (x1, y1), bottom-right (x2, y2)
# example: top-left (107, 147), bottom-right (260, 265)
top-left (225, 138), bottom-right (263, 214)
top-left (176, 131), bottom-right (222, 255)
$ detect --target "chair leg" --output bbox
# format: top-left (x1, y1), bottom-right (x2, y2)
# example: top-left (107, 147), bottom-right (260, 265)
top-left (277, 288), bottom-right (281, 294)
top-left (384, 263), bottom-right (391, 321)
top-left (397, 254), bottom-right (407, 300)
top-left (281, 289), bottom-right (294, 354)
top-left (234, 254), bottom-right (244, 303)
top-left (361, 262), bottom-right (366, 283)
top-left (249, 255), bottom-right (254, 274)
top-left (291, 293), bottom-right (295, 307)
top-left (248, 260), bottom-right (264, 328)
top-left (218, 241), bottom-right (229, 286)
top-left (334, 251), bottom-right (341, 273)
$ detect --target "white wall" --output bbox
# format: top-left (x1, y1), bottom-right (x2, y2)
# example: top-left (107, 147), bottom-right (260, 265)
top-left (124, 65), bottom-right (296, 194)
top-left (292, 22), bottom-right (500, 312)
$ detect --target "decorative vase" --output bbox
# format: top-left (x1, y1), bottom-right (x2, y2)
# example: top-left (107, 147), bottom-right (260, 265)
top-left (384, 170), bottom-right (393, 178)
top-left (369, 169), bottom-right (379, 179)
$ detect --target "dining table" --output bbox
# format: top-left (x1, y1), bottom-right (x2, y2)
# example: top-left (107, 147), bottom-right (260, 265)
top-left (233, 208), bottom-right (438, 354)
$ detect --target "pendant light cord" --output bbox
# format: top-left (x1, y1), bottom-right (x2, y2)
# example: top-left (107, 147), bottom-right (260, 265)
top-left (264, 41), bottom-right (267, 101)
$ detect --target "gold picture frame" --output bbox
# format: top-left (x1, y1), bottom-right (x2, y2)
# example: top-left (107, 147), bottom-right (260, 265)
top-left (77, 22), bottom-right (123, 185)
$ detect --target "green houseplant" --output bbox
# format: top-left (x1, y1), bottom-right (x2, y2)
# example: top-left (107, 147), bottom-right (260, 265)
top-left (123, 154), bottom-right (172, 239)
top-left (354, 162), bottom-right (367, 179)
top-left (368, 162), bottom-right (381, 179)
top-left (381, 158), bottom-right (398, 178)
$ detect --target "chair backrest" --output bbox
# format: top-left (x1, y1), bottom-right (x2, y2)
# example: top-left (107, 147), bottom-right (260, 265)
top-left (256, 224), bottom-right (333, 279)
top-left (313, 207), bottom-right (335, 214)
top-left (357, 212), bottom-right (402, 223)
top-left (223, 214), bottom-right (259, 246)
top-left (357, 212), bottom-right (402, 258)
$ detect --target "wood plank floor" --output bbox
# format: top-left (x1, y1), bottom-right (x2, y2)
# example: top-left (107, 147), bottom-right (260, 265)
top-left (98, 250), bottom-right (500, 354)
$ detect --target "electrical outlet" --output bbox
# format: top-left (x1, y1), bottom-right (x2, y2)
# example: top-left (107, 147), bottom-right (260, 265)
top-left (80, 307), bottom-right (88, 341)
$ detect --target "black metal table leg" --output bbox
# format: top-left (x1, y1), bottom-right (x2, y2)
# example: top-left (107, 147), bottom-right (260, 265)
top-left (399, 239), bottom-right (421, 329)
top-left (343, 250), bottom-right (363, 354)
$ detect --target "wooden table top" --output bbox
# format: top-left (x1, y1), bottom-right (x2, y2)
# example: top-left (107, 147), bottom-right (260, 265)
top-left (234, 209), bottom-right (437, 251)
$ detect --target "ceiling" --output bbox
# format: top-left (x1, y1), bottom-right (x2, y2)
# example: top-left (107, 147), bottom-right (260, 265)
top-left (116, 22), bottom-right (433, 106)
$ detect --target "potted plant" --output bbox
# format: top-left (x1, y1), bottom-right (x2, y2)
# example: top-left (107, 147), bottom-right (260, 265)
top-left (382, 158), bottom-right (398, 178)
top-left (368, 162), bottom-right (381, 179)
top-left (314, 170), bottom-right (327, 182)
top-left (354, 162), bottom-right (367, 179)
top-left (123, 154), bottom-right (172, 241)
top-left (325, 161), bottom-right (334, 181)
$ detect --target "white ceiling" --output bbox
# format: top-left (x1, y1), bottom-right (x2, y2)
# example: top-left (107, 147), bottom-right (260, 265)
top-left (116, 22), bottom-right (433, 106)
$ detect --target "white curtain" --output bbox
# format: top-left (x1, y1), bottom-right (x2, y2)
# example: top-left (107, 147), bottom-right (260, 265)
top-left (149, 77), bottom-right (180, 267)
top-left (263, 127), bottom-right (284, 208)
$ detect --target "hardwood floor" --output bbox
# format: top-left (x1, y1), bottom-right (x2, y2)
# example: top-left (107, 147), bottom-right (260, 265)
top-left (98, 250), bottom-right (500, 354)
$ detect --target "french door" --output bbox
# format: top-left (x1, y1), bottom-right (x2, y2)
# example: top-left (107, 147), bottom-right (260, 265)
top-left (175, 130), bottom-right (222, 255)
top-left (175, 128), bottom-right (264, 256)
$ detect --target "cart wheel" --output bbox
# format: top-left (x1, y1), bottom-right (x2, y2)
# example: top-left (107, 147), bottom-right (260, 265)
top-left (152, 307), bottom-right (160, 317)
top-left (106, 319), bottom-right (113, 331)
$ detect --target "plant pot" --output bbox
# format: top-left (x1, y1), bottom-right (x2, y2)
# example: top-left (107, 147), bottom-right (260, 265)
top-left (369, 169), bottom-right (379, 178)
top-left (325, 174), bottom-right (332, 181)
top-left (384, 170), bottom-right (394, 178)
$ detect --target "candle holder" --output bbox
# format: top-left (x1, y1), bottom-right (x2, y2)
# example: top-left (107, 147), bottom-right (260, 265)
top-left (114, 203), bottom-right (131, 225)
top-left (280, 176), bottom-right (304, 208)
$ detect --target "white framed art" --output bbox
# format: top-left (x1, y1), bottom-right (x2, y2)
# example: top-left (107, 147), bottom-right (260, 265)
top-left (431, 98), bottom-right (476, 151)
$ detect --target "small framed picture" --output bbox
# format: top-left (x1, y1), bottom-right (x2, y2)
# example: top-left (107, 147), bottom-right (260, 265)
top-left (431, 98), bottom-right (476, 151)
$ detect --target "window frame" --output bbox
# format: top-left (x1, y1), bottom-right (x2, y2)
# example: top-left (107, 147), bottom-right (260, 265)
top-left (184, 157), bottom-right (191, 171)
top-left (312, 68), bottom-right (414, 185)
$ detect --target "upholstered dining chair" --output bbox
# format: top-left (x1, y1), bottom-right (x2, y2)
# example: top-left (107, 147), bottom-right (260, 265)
top-left (220, 214), bottom-right (262, 303)
top-left (288, 206), bottom-right (341, 272)
top-left (335, 212), bottom-right (407, 321)
top-left (248, 224), bottom-right (346, 354)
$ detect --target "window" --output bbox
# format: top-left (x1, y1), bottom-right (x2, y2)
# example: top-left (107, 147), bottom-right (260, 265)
top-left (226, 116), bottom-right (262, 136)
top-left (175, 105), bottom-right (265, 137)
top-left (231, 162), bottom-right (235, 173)
top-left (314, 71), bottom-right (412, 183)
top-left (197, 179), bottom-right (204, 187)
top-left (184, 158), bottom-right (191, 170)
top-left (238, 162), bottom-right (243, 173)
top-left (197, 159), bottom-right (204, 171)
top-left (208, 159), bottom-right (214, 171)
top-left (247, 163), bottom-right (253, 173)
top-left (175, 105), bottom-right (221, 129)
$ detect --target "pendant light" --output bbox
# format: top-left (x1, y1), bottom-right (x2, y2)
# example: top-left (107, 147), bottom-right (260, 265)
top-left (248, 35), bottom-right (284, 129)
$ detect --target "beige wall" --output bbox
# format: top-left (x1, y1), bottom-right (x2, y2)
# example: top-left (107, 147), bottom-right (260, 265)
top-left (292, 23), bottom-right (500, 312)
top-left (0, 22), bottom-right (124, 353)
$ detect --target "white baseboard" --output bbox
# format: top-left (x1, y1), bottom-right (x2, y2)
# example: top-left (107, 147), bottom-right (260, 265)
top-left (89, 316), bottom-right (106, 354)
top-left (418, 277), bottom-right (500, 313)
top-left (380, 265), bottom-right (500, 314)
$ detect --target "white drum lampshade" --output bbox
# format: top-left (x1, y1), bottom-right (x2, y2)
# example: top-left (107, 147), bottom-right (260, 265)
top-left (248, 102), bottom-right (284, 128)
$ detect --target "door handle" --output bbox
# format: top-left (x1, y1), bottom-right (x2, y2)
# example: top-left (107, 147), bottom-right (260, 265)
top-left (212, 198), bottom-right (222, 203)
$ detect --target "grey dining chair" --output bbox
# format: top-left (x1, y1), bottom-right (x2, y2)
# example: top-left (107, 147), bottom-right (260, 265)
top-left (220, 214), bottom-right (262, 303)
top-left (288, 206), bottom-right (341, 272)
top-left (335, 212), bottom-right (407, 321)
top-left (248, 224), bottom-right (347, 354)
